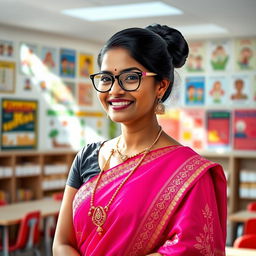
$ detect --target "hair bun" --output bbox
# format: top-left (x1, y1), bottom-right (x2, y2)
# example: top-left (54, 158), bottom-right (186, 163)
top-left (146, 24), bottom-right (189, 68)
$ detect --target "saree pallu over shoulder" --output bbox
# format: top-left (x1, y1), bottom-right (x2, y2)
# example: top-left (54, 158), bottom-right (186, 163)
top-left (73, 146), bottom-right (226, 256)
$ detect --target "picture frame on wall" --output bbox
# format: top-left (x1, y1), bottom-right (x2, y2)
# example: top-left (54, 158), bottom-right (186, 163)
top-left (0, 61), bottom-right (16, 93)
top-left (0, 40), bottom-right (15, 58)
top-left (60, 48), bottom-right (76, 78)
top-left (78, 53), bottom-right (94, 78)
top-left (1, 98), bottom-right (38, 150)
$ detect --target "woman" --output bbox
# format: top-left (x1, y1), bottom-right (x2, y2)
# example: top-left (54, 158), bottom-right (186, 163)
top-left (53, 24), bottom-right (227, 256)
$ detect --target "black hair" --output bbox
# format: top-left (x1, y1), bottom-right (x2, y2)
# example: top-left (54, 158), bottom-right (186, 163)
top-left (97, 24), bottom-right (189, 102)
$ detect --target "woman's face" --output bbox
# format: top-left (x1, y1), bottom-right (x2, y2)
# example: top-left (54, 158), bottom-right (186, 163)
top-left (98, 48), bottom-right (163, 125)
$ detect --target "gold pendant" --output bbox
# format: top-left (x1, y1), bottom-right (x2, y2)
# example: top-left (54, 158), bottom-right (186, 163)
top-left (91, 206), bottom-right (107, 235)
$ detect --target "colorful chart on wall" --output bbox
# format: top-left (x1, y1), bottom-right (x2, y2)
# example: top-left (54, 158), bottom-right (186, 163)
top-left (157, 109), bottom-right (180, 142)
top-left (185, 41), bottom-right (206, 72)
top-left (60, 48), bottom-right (76, 78)
top-left (41, 46), bottom-right (58, 74)
top-left (233, 109), bottom-right (256, 150)
top-left (229, 75), bottom-right (251, 106)
top-left (1, 99), bottom-right (38, 150)
top-left (0, 61), bottom-right (15, 93)
top-left (46, 109), bottom-right (105, 150)
top-left (79, 53), bottom-right (94, 78)
top-left (206, 76), bottom-right (229, 105)
top-left (234, 38), bottom-right (256, 71)
top-left (179, 109), bottom-right (206, 150)
top-left (208, 40), bottom-right (231, 71)
top-left (206, 110), bottom-right (231, 150)
top-left (185, 76), bottom-right (205, 105)
top-left (0, 40), bottom-right (15, 58)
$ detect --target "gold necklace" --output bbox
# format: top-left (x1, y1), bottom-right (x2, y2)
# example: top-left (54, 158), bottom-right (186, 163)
top-left (115, 137), bottom-right (147, 161)
top-left (88, 127), bottom-right (163, 235)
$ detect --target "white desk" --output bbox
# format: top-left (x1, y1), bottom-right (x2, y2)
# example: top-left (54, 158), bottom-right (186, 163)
top-left (0, 198), bottom-right (61, 256)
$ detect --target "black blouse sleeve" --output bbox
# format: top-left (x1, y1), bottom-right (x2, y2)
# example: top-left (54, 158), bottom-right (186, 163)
top-left (66, 142), bottom-right (102, 189)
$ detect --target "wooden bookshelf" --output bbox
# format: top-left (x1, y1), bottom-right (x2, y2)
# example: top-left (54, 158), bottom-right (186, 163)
top-left (0, 150), bottom-right (255, 212)
top-left (0, 150), bottom-right (76, 203)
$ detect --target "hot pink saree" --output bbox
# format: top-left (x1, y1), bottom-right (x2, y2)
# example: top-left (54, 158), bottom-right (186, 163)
top-left (73, 145), bottom-right (227, 256)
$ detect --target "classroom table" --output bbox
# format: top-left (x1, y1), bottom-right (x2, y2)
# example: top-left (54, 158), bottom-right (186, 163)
top-left (226, 247), bottom-right (256, 256)
top-left (228, 210), bottom-right (256, 244)
top-left (0, 198), bottom-right (62, 256)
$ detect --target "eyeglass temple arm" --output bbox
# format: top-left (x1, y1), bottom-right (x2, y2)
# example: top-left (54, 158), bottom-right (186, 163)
top-left (142, 72), bottom-right (157, 77)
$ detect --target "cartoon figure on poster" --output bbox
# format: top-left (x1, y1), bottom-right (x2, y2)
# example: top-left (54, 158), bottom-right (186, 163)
top-left (235, 39), bottom-right (256, 71)
top-left (230, 76), bottom-right (250, 105)
top-left (41, 47), bottom-right (58, 74)
top-left (60, 48), bottom-right (76, 78)
top-left (0, 40), bottom-right (14, 58)
top-left (79, 53), bottom-right (93, 78)
top-left (185, 42), bottom-right (206, 72)
top-left (206, 77), bottom-right (227, 105)
top-left (210, 41), bottom-right (230, 71)
top-left (185, 77), bottom-right (205, 105)
top-left (20, 42), bottom-right (38, 76)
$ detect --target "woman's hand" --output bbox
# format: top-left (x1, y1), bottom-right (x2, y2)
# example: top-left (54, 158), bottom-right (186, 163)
top-left (146, 253), bottom-right (162, 256)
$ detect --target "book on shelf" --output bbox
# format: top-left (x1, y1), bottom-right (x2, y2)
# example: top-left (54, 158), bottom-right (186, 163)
top-left (0, 166), bottom-right (12, 177)
top-left (0, 190), bottom-right (9, 203)
top-left (15, 165), bottom-right (41, 176)
top-left (16, 188), bottom-right (33, 201)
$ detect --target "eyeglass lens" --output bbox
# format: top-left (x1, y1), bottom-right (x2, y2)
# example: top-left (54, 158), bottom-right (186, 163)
top-left (93, 72), bottom-right (140, 92)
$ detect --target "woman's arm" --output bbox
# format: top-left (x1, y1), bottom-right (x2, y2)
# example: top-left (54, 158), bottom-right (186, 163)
top-left (52, 185), bottom-right (80, 255)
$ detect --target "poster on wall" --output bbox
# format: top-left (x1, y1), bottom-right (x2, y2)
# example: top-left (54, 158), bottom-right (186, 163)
top-left (20, 42), bottom-right (39, 76)
top-left (233, 109), bottom-right (256, 150)
top-left (157, 109), bottom-right (180, 142)
top-left (185, 76), bottom-right (205, 105)
top-left (0, 61), bottom-right (15, 93)
top-left (78, 82), bottom-right (93, 106)
top-left (46, 109), bottom-right (105, 150)
top-left (253, 75), bottom-right (256, 104)
top-left (206, 110), bottom-right (231, 150)
top-left (206, 76), bottom-right (228, 105)
top-left (208, 40), bottom-right (231, 71)
top-left (179, 109), bottom-right (206, 150)
top-left (229, 75), bottom-right (251, 105)
top-left (41, 46), bottom-right (58, 74)
top-left (60, 48), bottom-right (76, 78)
top-left (1, 99), bottom-right (38, 150)
top-left (234, 38), bottom-right (256, 71)
top-left (185, 41), bottom-right (206, 72)
top-left (79, 53), bottom-right (94, 78)
top-left (0, 40), bottom-right (14, 58)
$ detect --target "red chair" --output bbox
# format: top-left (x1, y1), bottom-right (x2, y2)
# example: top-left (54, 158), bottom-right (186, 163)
top-left (247, 202), bottom-right (256, 211)
top-left (0, 200), bottom-right (7, 206)
top-left (233, 234), bottom-right (256, 249)
top-left (244, 218), bottom-right (256, 235)
top-left (52, 192), bottom-right (63, 201)
top-left (0, 210), bottom-right (41, 255)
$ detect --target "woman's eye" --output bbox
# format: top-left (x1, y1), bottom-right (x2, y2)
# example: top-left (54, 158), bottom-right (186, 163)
top-left (125, 74), bottom-right (139, 83)
top-left (100, 75), bottom-right (111, 83)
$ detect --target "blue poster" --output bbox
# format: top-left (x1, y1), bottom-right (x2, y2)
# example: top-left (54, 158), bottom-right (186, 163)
top-left (185, 76), bottom-right (205, 105)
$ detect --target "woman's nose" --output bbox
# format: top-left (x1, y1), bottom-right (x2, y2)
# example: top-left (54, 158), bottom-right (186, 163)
top-left (109, 78), bottom-right (125, 94)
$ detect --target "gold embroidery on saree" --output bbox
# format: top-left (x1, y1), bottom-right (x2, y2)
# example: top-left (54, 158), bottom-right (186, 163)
top-left (126, 155), bottom-right (213, 255)
top-left (73, 146), bottom-right (179, 215)
top-left (194, 204), bottom-right (215, 256)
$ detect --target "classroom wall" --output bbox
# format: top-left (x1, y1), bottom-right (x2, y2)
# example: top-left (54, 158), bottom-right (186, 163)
top-left (0, 24), bottom-right (113, 151)
top-left (0, 24), bottom-right (255, 152)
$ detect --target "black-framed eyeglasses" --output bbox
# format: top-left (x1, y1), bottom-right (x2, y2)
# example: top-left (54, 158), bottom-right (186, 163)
top-left (89, 71), bottom-right (157, 93)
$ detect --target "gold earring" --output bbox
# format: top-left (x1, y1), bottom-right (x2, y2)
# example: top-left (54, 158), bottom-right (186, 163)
top-left (155, 98), bottom-right (165, 115)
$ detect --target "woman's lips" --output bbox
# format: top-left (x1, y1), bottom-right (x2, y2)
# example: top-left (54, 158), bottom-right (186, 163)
top-left (108, 99), bottom-right (134, 110)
